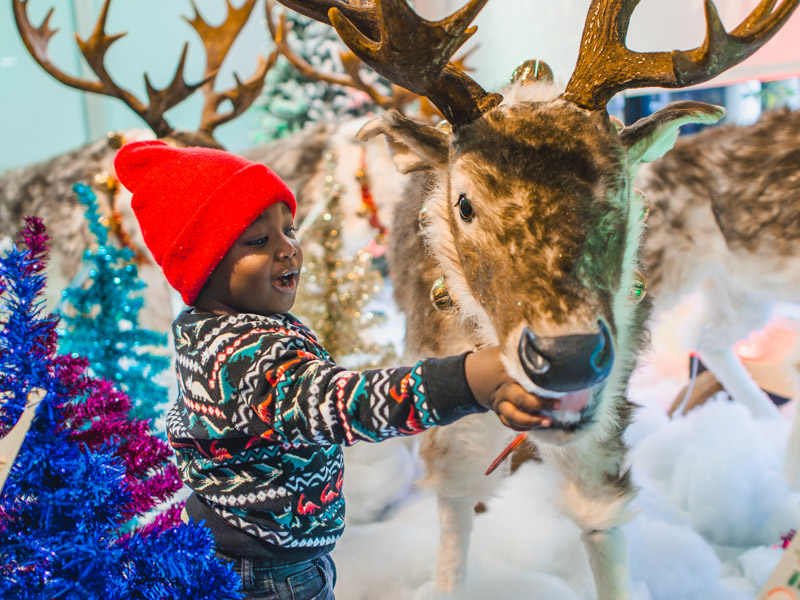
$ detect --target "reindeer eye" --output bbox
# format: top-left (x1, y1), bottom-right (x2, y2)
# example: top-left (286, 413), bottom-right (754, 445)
top-left (456, 194), bottom-right (474, 222)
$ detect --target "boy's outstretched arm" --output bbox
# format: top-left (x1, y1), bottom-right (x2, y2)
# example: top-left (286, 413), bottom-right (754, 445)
top-left (183, 317), bottom-right (555, 447)
top-left (224, 330), bottom-right (554, 445)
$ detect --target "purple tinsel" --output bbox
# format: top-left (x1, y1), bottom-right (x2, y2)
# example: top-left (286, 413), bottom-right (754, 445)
top-left (0, 217), bottom-right (242, 599)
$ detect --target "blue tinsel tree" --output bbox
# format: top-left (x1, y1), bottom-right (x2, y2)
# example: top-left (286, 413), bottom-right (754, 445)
top-left (0, 217), bottom-right (242, 600)
top-left (58, 183), bottom-right (170, 425)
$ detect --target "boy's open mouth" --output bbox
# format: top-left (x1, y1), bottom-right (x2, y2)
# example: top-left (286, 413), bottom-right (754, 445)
top-left (273, 270), bottom-right (298, 292)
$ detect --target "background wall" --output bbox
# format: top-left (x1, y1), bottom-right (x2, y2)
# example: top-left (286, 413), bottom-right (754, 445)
top-left (2, 0), bottom-right (799, 174)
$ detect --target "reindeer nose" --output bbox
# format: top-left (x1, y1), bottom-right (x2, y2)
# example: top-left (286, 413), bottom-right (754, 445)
top-left (517, 322), bottom-right (613, 392)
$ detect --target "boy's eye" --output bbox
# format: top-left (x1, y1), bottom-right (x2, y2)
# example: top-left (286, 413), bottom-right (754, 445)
top-left (248, 236), bottom-right (268, 246)
top-left (284, 226), bottom-right (297, 238)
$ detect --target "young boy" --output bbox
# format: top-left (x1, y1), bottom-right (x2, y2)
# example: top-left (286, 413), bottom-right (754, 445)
top-left (114, 140), bottom-right (553, 600)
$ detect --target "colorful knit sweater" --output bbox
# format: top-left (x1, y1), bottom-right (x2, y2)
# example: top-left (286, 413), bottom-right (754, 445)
top-left (167, 309), bottom-right (486, 559)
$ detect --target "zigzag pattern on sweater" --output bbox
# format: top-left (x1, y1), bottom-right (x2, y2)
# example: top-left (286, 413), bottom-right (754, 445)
top-left (216, 504), bottom-right (341, 549)
top-left (175, 351), bottom-right (203, 375)
top-left (283, 461), bottom-right (340, 493)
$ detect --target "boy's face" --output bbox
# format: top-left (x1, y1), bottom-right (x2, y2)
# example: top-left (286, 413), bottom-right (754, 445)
top-left (195, 202), bottom-right (302, 316)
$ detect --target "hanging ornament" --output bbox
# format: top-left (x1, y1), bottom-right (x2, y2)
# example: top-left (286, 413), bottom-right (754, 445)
top-left (355, 149), bottom-right (389, 238)
top-left (430, 276), bottom-right (457, 314)
top-left (435, 120), bottom-right (453, 135)
top-left (418, 204), bottom-right (430, 223)
top-left (627, 270), bottom-right (647, 304)
top-left (106, 130), bottom-right (126, 149)
top-left (510, 59), bottom-right (555, 85)
top-left (633, 188), bottom-right (649, 221)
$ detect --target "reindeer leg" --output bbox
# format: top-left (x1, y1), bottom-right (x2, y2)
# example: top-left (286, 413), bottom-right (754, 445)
top-left (546, 420), bottom-right (635, 600)
top-left (698, 347), bottom-right (781, 420)
top-left (783, 404), bottom-right (800, 490)
top-left (581, 528), bottom-right (630, 600)
top-left (418, 412), bottom-right (512, 593)
top-left (433, 495), bottom-right (475, 592)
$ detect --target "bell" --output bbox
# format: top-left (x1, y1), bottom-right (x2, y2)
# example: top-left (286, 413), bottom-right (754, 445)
top-left (430, 276), bottom-right (457, 314)
top-left (106, 131), bottom-right (125, 149)
top-left (419, 204), bottom-right (431, 223)
top-left (510, 59), bottom-right (555, 85)
top-left (435, 120), bottom-right (453, 135)
top-left (627, 270), bottom-right (647, 304)
top-left (633, 188), bottom-right (650, 221)
top-left (94, 171), bottom-right (118, 193)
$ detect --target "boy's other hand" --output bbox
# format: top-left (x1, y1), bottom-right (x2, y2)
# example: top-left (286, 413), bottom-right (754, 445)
top-left (465, 347), bottom-right (555, 431)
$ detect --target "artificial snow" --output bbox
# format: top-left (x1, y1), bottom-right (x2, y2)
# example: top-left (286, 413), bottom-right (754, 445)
top-left (334, 311), bottom-right (800, 599)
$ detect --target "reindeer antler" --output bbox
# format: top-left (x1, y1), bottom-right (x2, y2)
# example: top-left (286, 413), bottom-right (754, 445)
top-left (265, 1), bottom-right (400, 110)
top-left (273, 0), bottom-right (502, 126)
top-left (13, 0), bottom-right (208, 139)
top-left (563, 0), bottom-right (800, 111)
top-left (187, 0), bottom-right (276, 139)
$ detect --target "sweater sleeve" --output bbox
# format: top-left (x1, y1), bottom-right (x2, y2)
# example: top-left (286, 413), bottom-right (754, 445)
top-left (217, 330), bottom-right (487, 446)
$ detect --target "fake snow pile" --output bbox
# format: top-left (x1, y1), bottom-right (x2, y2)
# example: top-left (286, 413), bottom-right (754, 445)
top-left (335, 344), bottom-right (800, 599)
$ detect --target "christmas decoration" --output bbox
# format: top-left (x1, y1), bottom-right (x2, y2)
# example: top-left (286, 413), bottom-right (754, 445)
top-left (429, 276), bottom-right (457, 315)
top-left (0, 217), bottom-right (242, 600)
top-left (257, 9), bottom-right (392, 143)
top-left (58, 183), bottom-right (170, 425)
top-left (292, 152), bottom-right (397, 369)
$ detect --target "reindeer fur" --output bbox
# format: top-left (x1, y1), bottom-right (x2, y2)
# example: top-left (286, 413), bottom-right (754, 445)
top-left (364, 81), bottom-right (724, 599)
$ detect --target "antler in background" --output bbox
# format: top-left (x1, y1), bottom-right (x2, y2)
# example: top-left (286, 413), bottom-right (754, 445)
top-left (13, 0), bottom-right (209, 140)
top-left (13, 0), bottom-right (275, 148)
top-left (187, 0), bottom-right (277, 144)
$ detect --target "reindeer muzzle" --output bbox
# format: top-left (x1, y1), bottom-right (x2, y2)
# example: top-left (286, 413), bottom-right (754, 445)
top-left (518, 321), bottom-right (613, 393)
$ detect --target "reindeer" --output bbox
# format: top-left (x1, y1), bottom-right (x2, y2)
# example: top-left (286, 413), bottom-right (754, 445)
top-left (269, 0), bottom-right (799, 596)
top-left (636, 107), bottom-right (800, 479)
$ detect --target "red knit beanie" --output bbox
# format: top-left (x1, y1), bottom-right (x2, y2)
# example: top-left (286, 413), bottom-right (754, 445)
top-left (113, 140), bottom-right (296, 306)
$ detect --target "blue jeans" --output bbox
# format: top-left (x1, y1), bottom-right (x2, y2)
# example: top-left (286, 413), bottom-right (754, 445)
top-left (217, 552), bottom-right (337, 600)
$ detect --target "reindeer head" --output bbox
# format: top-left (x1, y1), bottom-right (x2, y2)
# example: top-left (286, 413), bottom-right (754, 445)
top-left (358, 90), bottom-right (724, 443)
top-left (279, 0), bottom-right (798, 443)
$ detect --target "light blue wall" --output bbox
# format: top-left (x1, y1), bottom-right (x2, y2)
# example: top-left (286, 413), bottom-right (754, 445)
top-left (1, 0), bottom-right (272, 173)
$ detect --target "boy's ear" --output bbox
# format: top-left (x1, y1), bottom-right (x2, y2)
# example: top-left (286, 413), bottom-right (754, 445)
top-left (357, 110), bottom-right (450, 174)
top-left (620, 101), bottom-right (725, 166)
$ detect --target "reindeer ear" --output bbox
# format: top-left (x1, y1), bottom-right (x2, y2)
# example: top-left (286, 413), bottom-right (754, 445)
top-left (620, 101), bottom-right (725, 165)
top-left (356, 110), bottom-right (450, 174)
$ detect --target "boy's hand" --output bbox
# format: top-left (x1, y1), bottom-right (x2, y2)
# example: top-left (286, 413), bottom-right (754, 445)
top-left (465, 347), bottom-right (555, 431)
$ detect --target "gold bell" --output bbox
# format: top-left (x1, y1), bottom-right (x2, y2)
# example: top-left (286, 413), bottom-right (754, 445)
top-left (419, 204), bottom-right (430, 223)
top-left (430, 276), bottom-right (457, 314)
top-left (627, 270), bottom-right (647, 304)
top-left (94, 172), bottom-right (118, 193)
top-left (435, 120), bottom-right (453, 135)
top-left (106, 131), bottom-right (125, 149)
top-left (633, 188), bottom-right (649, 221)
top-left (510, 59), bottom-right (555, 85)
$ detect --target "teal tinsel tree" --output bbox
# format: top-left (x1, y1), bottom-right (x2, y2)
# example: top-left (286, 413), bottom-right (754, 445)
top-left (58, 183), bottom-right (170, 425)
top-left (0, 217), bottom-right (242, 600)
top-left (258, 9), bottom-right (391, 142)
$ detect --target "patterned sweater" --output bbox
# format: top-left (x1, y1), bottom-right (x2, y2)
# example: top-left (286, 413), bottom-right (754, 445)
top-left (167, 309), bottom-right (486, 560)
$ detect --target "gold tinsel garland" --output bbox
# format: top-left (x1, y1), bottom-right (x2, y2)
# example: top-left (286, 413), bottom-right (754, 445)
top-left (291, 151), bottom-right (398, 370)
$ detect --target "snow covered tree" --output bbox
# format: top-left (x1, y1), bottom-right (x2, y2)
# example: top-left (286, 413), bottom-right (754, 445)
top-left (257, 9), bottom-right (393, 142)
